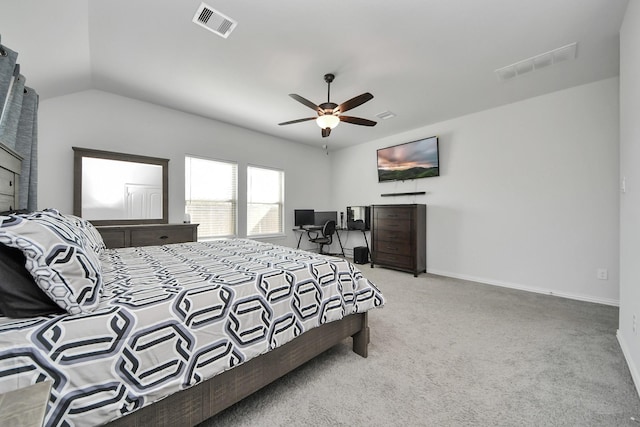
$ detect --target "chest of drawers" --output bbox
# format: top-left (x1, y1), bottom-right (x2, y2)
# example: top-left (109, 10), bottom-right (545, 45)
top-left (96, 223), bottom-right (198, 248)
top-left (0, 143), bottom-right (22, 212)
top-left (371, 204), bottom-right (426, 277)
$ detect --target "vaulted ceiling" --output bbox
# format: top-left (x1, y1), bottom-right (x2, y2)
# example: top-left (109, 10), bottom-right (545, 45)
top-left (0, 0), bottom-right (629, 150)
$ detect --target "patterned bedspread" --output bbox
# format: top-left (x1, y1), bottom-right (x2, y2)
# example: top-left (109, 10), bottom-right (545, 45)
top-left (0, 238), bottom-right (384, 426)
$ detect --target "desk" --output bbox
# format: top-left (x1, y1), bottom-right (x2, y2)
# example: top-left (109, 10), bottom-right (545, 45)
top-left (293, 227), bottom-right (369, 257)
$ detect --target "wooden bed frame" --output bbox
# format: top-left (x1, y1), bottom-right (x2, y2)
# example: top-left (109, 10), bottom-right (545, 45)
top-left (108, 312), bottom-right (370, 426)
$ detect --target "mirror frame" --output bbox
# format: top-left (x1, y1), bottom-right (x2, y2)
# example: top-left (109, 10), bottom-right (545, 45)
top-left (73, 147), bottom-right (169, 225)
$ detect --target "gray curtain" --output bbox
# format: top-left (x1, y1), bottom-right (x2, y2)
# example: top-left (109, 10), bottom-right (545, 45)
top-left (0, 35), bottom-right (39, 211)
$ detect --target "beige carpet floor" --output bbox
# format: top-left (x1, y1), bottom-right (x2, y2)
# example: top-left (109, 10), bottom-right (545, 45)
top-left (199, 264), bottom-right (640, 426)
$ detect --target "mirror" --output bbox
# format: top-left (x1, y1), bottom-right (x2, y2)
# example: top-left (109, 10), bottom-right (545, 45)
top-left (73, 147), bottom-right (169, 225)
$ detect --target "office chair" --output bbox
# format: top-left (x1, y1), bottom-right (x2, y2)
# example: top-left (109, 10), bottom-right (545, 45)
top-left (307, 220), bottom-right (336, 255)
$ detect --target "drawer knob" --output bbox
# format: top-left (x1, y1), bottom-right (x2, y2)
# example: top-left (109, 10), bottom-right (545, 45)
top-left (159, 235), bottom-right (169, 240)
top-left (9, 180), bottom-right (12, 187)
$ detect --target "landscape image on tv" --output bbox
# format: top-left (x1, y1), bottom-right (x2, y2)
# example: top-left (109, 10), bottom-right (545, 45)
top-left (377, 136), bottom-right (439, 182)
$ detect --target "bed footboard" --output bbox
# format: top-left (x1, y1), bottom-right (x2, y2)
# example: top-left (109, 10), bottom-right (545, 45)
top-left (107, 312), bottom-right (369, 427)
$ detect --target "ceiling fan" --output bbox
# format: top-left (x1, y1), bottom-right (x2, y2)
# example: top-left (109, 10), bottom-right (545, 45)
top-left (278, 73), bottom-right (377, 138)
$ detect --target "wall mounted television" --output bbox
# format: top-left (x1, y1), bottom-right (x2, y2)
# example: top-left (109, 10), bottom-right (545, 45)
top-left (376, 136), bottom-right (439, 182)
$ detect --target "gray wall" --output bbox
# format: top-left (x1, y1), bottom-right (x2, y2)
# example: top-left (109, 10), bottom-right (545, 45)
top-left (331, 78), bottom-right (620, 306)
top-left (37, 89), bottom-right (331, 249)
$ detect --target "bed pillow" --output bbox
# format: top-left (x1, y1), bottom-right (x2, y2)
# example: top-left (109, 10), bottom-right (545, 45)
top-left (0, 212), bottom-right (103, 315)
top-left (80, 218), bottom-right (107, 255)
top-left (41, 209), bottom-right (107, 255)
top-left (0, 243), bottom-right (65, 318)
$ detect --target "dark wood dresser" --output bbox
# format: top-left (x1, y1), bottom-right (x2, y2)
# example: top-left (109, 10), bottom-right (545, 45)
top-left (96, 223), bottom-right (198, 248)
top-left (371, 204), bottom-right (426, 277)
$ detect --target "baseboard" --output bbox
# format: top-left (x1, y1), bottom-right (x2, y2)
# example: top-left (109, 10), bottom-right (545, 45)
top-left (617, 330), bottom-right (640, 400)
top-left (426, 268), bottom-right (620, 307)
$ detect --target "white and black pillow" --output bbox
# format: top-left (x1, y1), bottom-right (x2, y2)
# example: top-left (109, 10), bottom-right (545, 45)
top-left (0, 243), bottom-right (65, 318)
top-left (81, 219), bottom-right (107, 255)
top-left (48, 209), bottom-right (106, 255)
top-left (0, 211), bottom-right (103, 315)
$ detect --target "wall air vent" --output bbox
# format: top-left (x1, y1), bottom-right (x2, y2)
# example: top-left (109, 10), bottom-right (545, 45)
top-left (495, 42), bottom-right (578, 82)
top-left (192, 3), bottom-right (237, 39)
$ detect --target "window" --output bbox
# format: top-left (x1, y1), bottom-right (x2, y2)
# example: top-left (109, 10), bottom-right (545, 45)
top-left (185, 156), bottom-right (237, 238)
top-left (247, 166), bottom-right (284, 236)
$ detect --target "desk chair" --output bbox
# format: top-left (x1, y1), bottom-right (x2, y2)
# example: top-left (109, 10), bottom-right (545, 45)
top-left (307, 220), bottom-right (336, 255)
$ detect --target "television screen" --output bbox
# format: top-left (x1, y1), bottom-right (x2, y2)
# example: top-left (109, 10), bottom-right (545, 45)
top-left (294, 209), bottom-right (315, 228)
top-left (376, 136), bottom-right (439, 182)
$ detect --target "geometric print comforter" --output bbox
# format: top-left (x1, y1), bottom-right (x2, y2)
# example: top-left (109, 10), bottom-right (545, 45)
top-left (0, 238), bottom-right (385, 427)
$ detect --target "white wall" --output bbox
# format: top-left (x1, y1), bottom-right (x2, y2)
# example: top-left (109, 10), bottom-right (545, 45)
top-left (331, 78), bottom-right (620, 305)
top-left (37, 84), bottom-right (622, 304)
top-left (618, 0), bottom-right (640, 398)
top-left (37, 89), bottom-right (331, 249)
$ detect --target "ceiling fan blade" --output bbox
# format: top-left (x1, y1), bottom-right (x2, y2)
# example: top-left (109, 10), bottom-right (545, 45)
top-left (278, 117), bottom-right (317, 126)
top-left (337, 92), bottom-right (374, 114)
top-left (339, 116), bottom-right (377, 127)
top-left (289, 94), bottom-right (320, 111)
top-left (321, 127), bottom-right (331, 137)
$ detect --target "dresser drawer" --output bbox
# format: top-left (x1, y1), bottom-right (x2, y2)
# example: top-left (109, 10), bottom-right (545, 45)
top-left (98, 229), bottom-right (128, 249)
top-left (0, 167), bottom-right (16, 196)
top-left (130, 226), bottom-right (195, 247)
top-left (374, 218), bottom-right (412, 232)
top-left (374, 207), bottom-right (413, 220)
top-left (373, 239), bottom-right (412, 256)
top-left (372, 252), bottom-right (414, 270)
top-left (0, 194), bottom-right (15, 211)
top-left (97, 224), bottom-right (198, 248)
top-left (375, 228), bottom-right (411, 242)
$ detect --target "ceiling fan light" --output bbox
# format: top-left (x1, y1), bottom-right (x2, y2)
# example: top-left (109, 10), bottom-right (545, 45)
top-left (316, 115), bottom-right (340, 129)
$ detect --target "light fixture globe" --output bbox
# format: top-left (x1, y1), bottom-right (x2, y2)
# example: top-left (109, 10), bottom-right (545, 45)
top-left (316, 114), bottom-right (339, 129)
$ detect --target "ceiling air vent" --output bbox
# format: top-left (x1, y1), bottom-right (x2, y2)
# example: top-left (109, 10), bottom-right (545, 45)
top-left (376, 111), bottom-right (397, 120)
top-left (495, 42), bottom-right (578, 82)
top-left (192, 3), bottom-right (237, 39)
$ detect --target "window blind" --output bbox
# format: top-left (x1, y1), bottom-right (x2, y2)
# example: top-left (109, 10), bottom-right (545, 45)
top-left (185, 156), bottom-right (237, 238)
top-left (247, 166), bottom-right (284, 236)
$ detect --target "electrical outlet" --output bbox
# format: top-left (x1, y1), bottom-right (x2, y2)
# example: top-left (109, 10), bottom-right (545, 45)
top-left (597, 268), bottom-right (608, 280)
top-left (633, 314), bottom-right (637, 334)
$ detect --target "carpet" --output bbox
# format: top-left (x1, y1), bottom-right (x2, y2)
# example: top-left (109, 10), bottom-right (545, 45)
top-left (199, 265), bottom-right (640, 426)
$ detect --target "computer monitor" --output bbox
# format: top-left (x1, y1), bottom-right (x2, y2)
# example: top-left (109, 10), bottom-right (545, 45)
top-left (294, 209), bottom-right (315, 228)
top-left (347, 206), bottom-right (371, 230)
top-left (314, 211), bottom-right (338, 226)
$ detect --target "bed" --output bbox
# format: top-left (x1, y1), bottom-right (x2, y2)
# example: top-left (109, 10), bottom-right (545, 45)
top-left (0, 205), bottom-right (384, 426)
